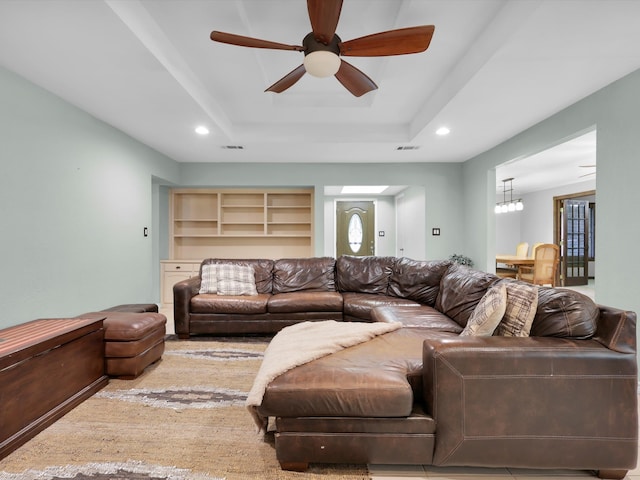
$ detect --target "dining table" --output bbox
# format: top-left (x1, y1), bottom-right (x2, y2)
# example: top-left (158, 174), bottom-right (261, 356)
top-left (495, 254), bottom-right (534, 267)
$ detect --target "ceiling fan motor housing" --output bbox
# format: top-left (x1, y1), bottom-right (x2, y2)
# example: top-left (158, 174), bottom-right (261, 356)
top-left (303, 32), bottom-right (341, 56)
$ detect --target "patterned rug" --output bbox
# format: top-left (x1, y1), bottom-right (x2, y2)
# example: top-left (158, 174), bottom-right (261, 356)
top-left (0, 337), bottom-right (369, 480)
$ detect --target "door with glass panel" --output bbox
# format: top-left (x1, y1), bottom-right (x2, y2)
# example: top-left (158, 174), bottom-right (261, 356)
top-left (561, 199), bottom-right (590, 286)
top-left (336, 201), bottom-right (375, 257)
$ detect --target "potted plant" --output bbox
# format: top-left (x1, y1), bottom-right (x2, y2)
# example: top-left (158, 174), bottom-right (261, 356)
top-left (449, 253), bottom-right (474, 267)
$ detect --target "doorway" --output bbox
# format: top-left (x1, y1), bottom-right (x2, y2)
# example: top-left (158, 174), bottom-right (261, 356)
top-left (554, 191), bottom-right (595, 287)
top-left (336, 201), bottom-right (375, 257)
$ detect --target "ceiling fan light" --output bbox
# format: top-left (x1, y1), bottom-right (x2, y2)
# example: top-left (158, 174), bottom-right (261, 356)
top-left (304, 51), bottom-right (341, 78)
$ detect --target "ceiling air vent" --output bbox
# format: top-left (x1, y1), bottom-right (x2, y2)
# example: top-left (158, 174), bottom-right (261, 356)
top-left (396, 146), bottom-right (420, 151)
top-left (221, 145), bottom-right (244, 150)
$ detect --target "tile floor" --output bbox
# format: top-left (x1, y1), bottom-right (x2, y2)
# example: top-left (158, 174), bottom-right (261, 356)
top-left (368, 463), bottom-right (640, 480)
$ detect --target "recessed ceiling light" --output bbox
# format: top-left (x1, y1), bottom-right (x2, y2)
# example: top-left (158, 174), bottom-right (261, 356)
top-left (341, 186), bottom-right (388, 194)
top-left (195, 126), bottom-right (209, 135)
top-left (436, 126), bottom-right (450, 136)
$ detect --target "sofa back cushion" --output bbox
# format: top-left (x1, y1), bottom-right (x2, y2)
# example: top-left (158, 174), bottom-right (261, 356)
top-left (272, 257), bottom-right (336, 294)
top-left (389, 257), bottom-right (451, 306)
top-left (435, 264), bottom-right (500, 327)
top-left (336, 255), bottom-right (396, 294)
top-left (200, 259), bottom-right (274, 294)
top-left (530, 287), bottom-right (598, 338)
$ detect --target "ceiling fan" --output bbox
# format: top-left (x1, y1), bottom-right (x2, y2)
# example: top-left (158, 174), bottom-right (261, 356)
top-left (579, 164), bottom-right (596, 178)
top-left (210, 0), bottom-right (435, 97)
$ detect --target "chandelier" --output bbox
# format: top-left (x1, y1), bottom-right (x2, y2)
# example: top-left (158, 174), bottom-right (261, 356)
top-left (495, 178), bottom-right (523, 214)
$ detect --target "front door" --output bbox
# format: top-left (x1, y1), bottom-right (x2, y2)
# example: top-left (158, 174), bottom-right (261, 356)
top-left (336, 201), bottom-right (375, 257)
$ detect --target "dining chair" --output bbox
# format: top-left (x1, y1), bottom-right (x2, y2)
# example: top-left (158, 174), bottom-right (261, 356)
top-left (515, 242), bottom-right (529, 257)
top-left (518, 243), bottom-right (560, 287)
top-left (530, 242), bottom-right (543, 257)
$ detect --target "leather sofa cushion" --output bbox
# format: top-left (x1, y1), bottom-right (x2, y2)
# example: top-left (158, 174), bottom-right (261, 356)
top-left (79, 311), bottom-right (167, 341)
top-left (389, 258), bottom-right (451, 306)
top-left (336, 255), bottom-right (396, 294)
top-left (372, 305), bottom-right (463, 334)
top-left (342, 292), bottom-right (419, 321)
top-left (260, 328), bottom-right (430, 418)
top-left (268, 291), bottom-right (344, 313)
top-left (531, 287), bottom-right (598, 338)
top-left (435, 264), bottom-right (500, 327)
top-left (200, 259), bottom-right (274, 294)
top-left (190, 293), bottom-right (270, 314)
top-left (272, 257), bottom-right (336, 293)
top-left (102, 303), bottom-right (159, 313)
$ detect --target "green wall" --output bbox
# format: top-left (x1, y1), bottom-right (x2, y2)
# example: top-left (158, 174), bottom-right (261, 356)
top-left (2, 58), bottom-right (638, 335)
top-left (0, 66), bottom-right (179, 328)
top-left (462, 68), bottom-right (640, 319)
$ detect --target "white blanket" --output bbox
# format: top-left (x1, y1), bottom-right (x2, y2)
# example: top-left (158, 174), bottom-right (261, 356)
top-left (246, 320), bottom-right (402, 431)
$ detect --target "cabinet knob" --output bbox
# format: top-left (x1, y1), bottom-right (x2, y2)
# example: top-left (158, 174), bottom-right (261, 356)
top-left (176, 266), bottom-right (181, 269)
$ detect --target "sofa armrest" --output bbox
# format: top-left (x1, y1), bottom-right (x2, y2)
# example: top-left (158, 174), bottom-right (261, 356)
top-left (422, 335), bottom-right (638, 471)
top-left (173, 276), bottom-right (201, 337)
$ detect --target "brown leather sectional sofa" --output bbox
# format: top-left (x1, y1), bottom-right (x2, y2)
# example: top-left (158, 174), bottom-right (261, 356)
top-left (173, 255), bottom-right (637, 479)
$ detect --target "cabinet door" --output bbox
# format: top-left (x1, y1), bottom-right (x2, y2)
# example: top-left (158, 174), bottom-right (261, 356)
top-left (162, 271), bottom-right (192, 304)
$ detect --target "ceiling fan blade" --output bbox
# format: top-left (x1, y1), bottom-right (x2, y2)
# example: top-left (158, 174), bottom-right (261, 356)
top-left (210, 31), bottom-right (303, 51)
top-left (265, 65), bottom-right (307, 93)
top-left (307, 0), bottom-right (343, 44)
top-left (340, 25), bottom-right (435, 57)
top-left (334, 60), bottom-right (377, 97)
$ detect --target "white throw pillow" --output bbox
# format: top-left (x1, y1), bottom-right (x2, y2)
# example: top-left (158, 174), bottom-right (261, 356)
top-left (216, 264), bottom-right (258, 296)
top-left (495, 281), bottom-right (538, 337)
top-left (198, 264), bottom-right (217, 294)
top-left (460, 283), bottom-right (507, 337)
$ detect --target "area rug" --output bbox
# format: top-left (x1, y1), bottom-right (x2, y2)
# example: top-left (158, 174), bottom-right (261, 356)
top-left (0, 337), bottom-right (369, 480)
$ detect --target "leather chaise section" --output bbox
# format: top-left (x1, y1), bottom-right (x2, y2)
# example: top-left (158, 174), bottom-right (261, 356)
top-left (259, 328), bottom-right (443, 419)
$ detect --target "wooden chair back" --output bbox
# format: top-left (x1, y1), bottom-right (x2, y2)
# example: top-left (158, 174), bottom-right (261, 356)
top-left (515, 242), bottom-right (529, 257)
top-left (519, 243), bottom-right (560, 286)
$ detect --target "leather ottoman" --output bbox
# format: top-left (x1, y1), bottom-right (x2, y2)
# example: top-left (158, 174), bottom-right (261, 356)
top-left (102, 303), bottom-right (159, 314)
top-left (79, 308), bottom-right (166, 379)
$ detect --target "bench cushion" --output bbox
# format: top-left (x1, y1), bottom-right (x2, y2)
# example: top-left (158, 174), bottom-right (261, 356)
top-left (191, 293), bottom-right (270, 314)
top-left (268, 291), bottom-right (343, 313)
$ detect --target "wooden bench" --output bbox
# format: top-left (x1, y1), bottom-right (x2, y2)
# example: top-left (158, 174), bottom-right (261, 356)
top-left (0, 317), bottom-right (108, 460)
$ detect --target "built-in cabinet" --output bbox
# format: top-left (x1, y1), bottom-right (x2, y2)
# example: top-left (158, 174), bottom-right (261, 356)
top-left (170, 188), bottom-right (314, 260)
top-left (161, 188), bottom-right (314, 310)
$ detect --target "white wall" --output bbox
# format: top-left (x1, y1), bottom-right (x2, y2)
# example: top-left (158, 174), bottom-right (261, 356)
top-left (396, 186), bottom-right (427, 260)
top-left (0, 66), bottom-right (179, 328)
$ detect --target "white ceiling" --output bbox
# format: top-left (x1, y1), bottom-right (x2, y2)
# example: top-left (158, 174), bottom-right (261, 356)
top-left (0, 1), bottom-right (639, 189)
top-left (496, 129), bottom-right (597, 195)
